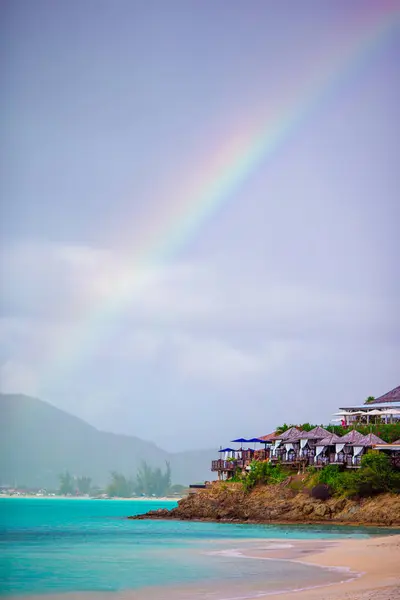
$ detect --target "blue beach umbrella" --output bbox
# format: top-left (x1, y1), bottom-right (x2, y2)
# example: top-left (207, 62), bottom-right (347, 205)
top-left (231, 438), bottom-right (249, 443)
top-left (218, 447), bottom-right (235, 452)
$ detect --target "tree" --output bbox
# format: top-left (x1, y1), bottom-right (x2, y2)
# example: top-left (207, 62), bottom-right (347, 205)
top-left (275, 423), bottom-right (290, 435)
top-left (135, 461), bottom-right (171, 496)
top-left (365, 396), bottom-right (376, 404)
top-left (59, 471), bottom-right (75, 495)
top-left (76, 476), bottom-right (92, 495)
top-left (106, 472), bottom-right (134, 498)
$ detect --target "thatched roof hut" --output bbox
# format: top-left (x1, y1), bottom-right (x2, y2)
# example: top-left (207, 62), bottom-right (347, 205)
top-left (372, 385), bottom-right (400, 404)
top-left (299, 426), bottom-right (331, 440)
top-left (339, 429), bottom-right (367, 445)
top-left (318, 433), bottom-right (342, 446)
top-left (274, 427), bottom-right (301, 441)
top-left (258, 432), bottom-right (277, 442)
top-left (360, 433), bottom-right (386, 446)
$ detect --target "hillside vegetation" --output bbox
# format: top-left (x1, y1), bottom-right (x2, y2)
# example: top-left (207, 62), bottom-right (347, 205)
top-left (133, 452), bottom-right (400, 526)
top-left (276, 422), bottom-right (400, 443)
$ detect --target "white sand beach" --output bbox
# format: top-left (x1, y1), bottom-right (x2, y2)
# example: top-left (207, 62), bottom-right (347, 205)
top-left (255, 534), bottom-right (400, 599)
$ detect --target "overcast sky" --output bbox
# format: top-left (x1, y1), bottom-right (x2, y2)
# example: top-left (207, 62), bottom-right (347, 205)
top-left (1, 0), bottom-right (399, 451)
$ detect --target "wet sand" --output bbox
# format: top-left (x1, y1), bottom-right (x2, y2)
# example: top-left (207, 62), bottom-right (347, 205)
top-left (254, 534), bottom-right (400, 599)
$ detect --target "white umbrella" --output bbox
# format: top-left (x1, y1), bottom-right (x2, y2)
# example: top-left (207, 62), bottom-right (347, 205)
top-left (333, 411), bottom-right (354, 416)
top-left (367, 409), bottom-right (385, 416)
top-left (379, 408), bottom-right (400, 415)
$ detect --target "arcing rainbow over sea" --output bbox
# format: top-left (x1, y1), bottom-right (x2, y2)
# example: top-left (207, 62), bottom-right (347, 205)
top-left (40, 2), bottom-right (399, 392)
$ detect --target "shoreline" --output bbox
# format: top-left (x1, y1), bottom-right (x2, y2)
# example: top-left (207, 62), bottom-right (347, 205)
top-left (248, 534), bottom-right (400, 599)
top-left (131, 514), bottom-right (400, 528)
top-left (9, 536), bottom-right (400, 600)
top-left (0, 495), bottom-right (181, 501)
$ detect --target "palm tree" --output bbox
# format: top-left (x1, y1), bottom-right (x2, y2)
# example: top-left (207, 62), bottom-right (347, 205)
top-left (77, 476), bottom-right (92, 495)
top-left (59, 471), bottom-right (75, 495)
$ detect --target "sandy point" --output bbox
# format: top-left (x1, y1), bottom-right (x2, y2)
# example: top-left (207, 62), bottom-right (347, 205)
top-left (257, 534), bottom-right (400, 599)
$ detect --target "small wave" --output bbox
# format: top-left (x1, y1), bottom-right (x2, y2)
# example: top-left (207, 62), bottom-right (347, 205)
top-left (205, 543), bottom-right (294, 558)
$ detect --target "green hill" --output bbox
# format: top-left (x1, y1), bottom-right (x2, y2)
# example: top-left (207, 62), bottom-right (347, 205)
top-left (0, 394), bottom-right (214, 488)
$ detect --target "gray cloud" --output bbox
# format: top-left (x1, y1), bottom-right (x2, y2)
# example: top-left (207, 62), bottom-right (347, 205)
top-left (1, 0), bottom-right (399, 450)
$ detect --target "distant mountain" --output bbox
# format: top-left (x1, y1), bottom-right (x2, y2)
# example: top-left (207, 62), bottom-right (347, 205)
top-left (0, 394), bottom-right (215, 488)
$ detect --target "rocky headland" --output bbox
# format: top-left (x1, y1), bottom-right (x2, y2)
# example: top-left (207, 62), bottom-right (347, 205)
top-left (129, 482), bottom-right (400, 526)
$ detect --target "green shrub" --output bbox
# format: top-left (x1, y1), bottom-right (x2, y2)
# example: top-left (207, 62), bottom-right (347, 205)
top-left (275, 423), bottom-right (400, 443)
top-left (242, 460), bottom-right (287, 491)
top-left (337, 452), bottom-right (399, 498)
top-left (315, 465), bottom-right (343, 493)
top-left (326, 424), bottom-right (400, 444)
top-left (308, 452), bottom-right (399, 498)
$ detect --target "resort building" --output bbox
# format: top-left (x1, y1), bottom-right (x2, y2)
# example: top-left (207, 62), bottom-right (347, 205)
top-left (334, 385), bottom-right (400, 425)
top-left (211, 385), bottom-right (400, 479)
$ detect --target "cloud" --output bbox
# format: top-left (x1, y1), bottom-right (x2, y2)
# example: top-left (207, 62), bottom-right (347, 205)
top-left (0, 238), bottom-right (398, 423)
top-left (0, 360), bottom-right (39, 396)
top-left (2, 239), bottom-right (397, 336)
top-left (165, 334), bottom-right (297, 385)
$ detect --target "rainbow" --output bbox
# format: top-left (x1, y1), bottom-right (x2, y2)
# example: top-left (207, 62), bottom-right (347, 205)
top-left (40, 3), bottom-right (399, 391)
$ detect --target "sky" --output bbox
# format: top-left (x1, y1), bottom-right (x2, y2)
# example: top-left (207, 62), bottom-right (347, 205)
top-left (1, 0), bottom-right (399, 451)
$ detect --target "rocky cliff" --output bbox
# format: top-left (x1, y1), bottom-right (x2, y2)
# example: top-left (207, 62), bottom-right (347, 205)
top-left (129, 482), bottom-right (400, 526)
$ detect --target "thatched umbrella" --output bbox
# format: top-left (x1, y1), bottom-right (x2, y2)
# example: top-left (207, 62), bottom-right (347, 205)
top-left (359, 433), bottom-right (386, 446)
top-left (298, 426), bottom-right (331, 456)
top-left (339, 429), bottom-right (367, 444)
top-left (270, 427), bottom-right (300, 456)
top-left (314, 433), bottom-right (342, 463)
top-left (338, 429), bottom-right (368, 464)
top-left (275, 427), bottom-right (302, 441)
top-left (318, 433), bottom-right (342, 446)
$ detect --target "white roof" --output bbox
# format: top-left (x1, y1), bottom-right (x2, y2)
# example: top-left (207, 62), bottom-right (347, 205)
top-left (338, 402), bottom-right (400, 410)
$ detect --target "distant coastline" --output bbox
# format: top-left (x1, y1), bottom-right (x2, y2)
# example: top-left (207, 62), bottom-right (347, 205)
top-left (0, 494), bottom-right (182, 501)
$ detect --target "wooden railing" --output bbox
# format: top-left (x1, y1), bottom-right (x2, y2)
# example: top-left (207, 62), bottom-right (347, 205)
top-left (211, 448), bottom-right (389, 473)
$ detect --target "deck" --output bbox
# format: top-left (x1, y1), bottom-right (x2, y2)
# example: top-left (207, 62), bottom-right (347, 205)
top-left (211, 452), bottom-right (365, 474)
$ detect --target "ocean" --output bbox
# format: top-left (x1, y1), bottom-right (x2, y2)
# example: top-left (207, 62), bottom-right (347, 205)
top-left (0, 498), bottom-right (396, 598)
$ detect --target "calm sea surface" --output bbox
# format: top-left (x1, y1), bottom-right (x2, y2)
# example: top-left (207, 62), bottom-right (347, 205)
top-left (0, 498), bottom-right (397, 598)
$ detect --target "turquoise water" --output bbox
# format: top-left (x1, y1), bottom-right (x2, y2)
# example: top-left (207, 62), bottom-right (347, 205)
top-left (0, 498), bottom-right (396, 598)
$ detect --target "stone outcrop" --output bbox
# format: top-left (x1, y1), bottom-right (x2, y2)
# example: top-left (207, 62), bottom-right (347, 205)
top-left (129, 482), bottom-right (400, 526)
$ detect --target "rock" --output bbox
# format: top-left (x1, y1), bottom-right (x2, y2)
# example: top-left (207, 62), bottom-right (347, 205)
top-left (302, 504), bottom-right (314, 515)
top-left (332, 498), bottom-right (347, 513)
top-left (127, 484), bottom-right (400, 526)
top-left (314, 504), bottom-right (331, 518)
top-left (311, 484), bottom-right (331, 501)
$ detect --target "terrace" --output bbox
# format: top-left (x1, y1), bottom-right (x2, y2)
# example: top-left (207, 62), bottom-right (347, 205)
top-left (211, 428), bottom-right (393, 478)
top-left (334, 386), bottom-right (400, 425)
top-left (211, 385), bottom-right (400, 479)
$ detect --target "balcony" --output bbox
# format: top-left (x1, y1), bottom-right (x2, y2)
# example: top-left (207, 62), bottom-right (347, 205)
top-left (211, 459), bottom-right (244, 472)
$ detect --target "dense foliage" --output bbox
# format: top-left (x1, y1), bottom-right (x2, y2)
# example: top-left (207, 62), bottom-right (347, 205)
top-left (326, 424), bottom-right (400, 443)
top-left (275, 422), bottom-right (400, 443)
top-left (308, 452), bottom-right (400, 498)
top-left (76, 476), bottom-right (92, 494)
top-left (58, 462), bottom-right (175, 497)
top-left (134, 461), bottom-right (171, 497)
top-left (58, 471), bottom-right (75, 495)
top-left (106, 462), bottom-right (172, 497)
top-left (233, 451), bottom-right (399, 499)
top-left (106, 471), bottom-right (135, 497)
top-left (233, 460), bottom-right (287, 491)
